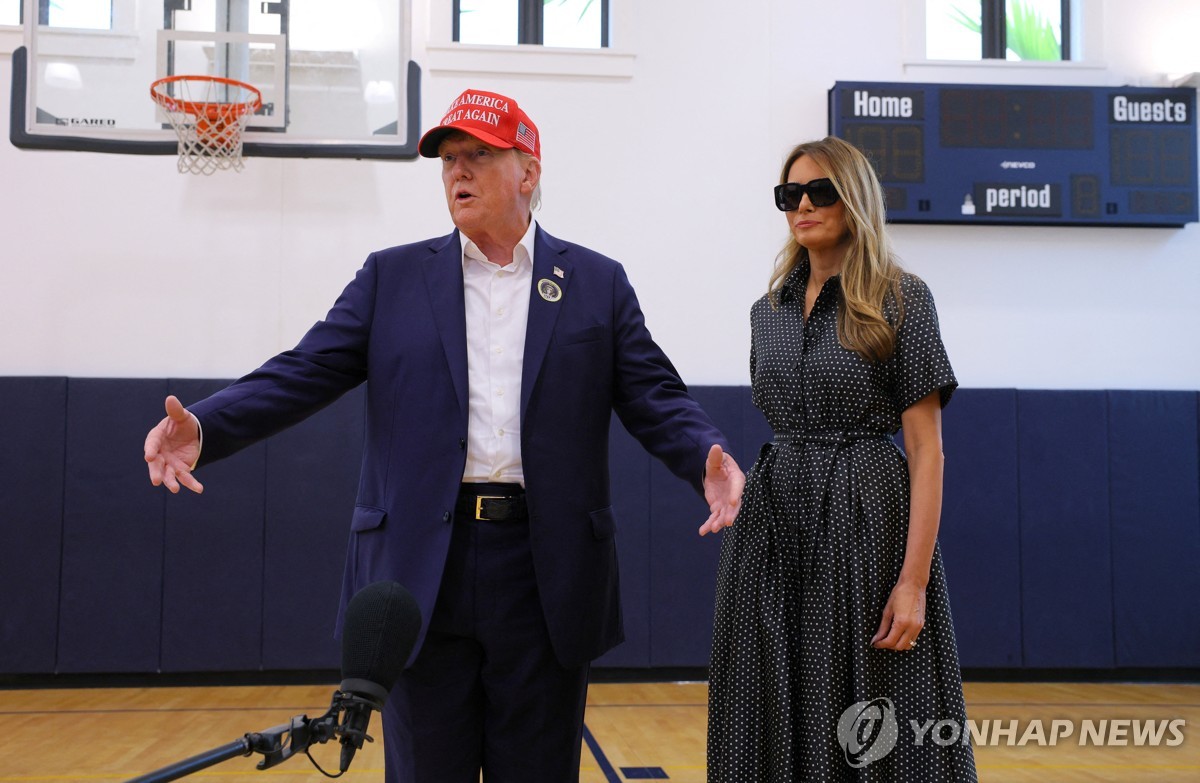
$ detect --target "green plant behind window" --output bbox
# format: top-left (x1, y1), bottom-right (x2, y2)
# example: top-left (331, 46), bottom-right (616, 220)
top-left (950, 0), bottom-right (1062, 61)
top-left (545, 0), bottom-right (596, 22)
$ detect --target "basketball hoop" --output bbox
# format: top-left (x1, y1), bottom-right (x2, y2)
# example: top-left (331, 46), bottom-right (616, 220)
top-left (150, 75), bottom-right (263, 175)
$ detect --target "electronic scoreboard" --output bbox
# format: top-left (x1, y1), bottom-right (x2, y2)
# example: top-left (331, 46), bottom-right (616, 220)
top-left (828, 81), bottom-right (1198, 227)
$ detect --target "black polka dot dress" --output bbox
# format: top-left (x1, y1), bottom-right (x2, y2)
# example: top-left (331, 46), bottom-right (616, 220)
top-left (708, 259), bottom-right (978, 782)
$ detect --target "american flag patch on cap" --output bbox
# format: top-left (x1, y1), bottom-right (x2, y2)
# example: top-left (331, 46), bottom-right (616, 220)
top-left (516, 122), bottom-right (537, 150)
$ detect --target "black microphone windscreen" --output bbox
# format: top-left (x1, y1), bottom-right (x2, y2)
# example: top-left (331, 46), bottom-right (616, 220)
top-left (341, 581), bottom-right (422, 694)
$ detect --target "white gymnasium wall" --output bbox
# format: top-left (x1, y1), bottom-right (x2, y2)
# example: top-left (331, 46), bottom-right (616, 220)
top-left (0, 0), bottom-right (1197, 389)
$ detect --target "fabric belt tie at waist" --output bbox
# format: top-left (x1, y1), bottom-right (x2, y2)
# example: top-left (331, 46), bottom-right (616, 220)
top-left (771, 431), bottom-right (890, 446)
top-left (456, 485), bottom-right (528, 521)
top-left (769, 431), bottom-right (892, 523)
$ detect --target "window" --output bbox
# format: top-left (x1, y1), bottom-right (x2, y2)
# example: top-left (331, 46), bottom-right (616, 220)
top-left (926, 0), bottom-right (1073, 61)
top-left (0, 0), bottom-right (113, 28)
top-left (428, 0), bottom-right (632, 79)
top-left (454, 0), bottom-right (607, 48)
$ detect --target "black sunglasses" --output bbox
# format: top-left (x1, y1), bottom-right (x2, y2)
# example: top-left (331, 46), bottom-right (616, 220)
top-left (774, 178), bottom-right (840, 211)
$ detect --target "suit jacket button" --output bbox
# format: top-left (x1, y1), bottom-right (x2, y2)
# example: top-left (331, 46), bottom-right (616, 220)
top-left (458, 438), bottom-right (466, 450)
top-left (442, 511), bottom-right (451, 523)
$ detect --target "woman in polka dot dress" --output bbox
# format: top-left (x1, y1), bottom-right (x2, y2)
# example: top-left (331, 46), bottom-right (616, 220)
top-left (707, 137), bottom-right (978, 782)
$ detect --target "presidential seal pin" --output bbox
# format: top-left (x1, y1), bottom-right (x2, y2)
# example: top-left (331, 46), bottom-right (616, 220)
top-left (553, 266), bottom-right (565, 279)
top-left (537, 278), bottom-right (563, 302)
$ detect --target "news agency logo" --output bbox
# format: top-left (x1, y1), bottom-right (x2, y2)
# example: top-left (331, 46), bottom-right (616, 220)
top-left (836, 698), bottom-right (899, 768)
top-left (836, 696), bottom-right (1188, 769)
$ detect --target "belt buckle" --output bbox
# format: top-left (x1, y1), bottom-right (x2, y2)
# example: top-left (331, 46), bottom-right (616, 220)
top-left (475, 495), bottom-right (504, 521)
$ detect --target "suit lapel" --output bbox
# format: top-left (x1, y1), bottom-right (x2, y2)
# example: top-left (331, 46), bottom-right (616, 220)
top-left (423, 231), bottom-right (469, 422)
top-left (521, 226), bottom-right (570, 419)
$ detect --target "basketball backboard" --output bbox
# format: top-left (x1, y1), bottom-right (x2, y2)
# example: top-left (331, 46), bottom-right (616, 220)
top-left (10, 0), bottom-right (419, 159)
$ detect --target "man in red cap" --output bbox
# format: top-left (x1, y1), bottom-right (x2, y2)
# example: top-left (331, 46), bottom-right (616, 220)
top-left (144, 87), bottom-right (744, 782)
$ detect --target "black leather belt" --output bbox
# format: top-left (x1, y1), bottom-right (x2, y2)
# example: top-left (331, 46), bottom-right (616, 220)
top-left (456, 484), bottom-right (528, 521)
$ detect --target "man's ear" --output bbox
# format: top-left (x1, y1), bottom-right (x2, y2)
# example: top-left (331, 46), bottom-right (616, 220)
top-left (521, 157), bottom-right (542, 193)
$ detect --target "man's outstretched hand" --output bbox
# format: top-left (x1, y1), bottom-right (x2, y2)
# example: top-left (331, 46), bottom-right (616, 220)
top-left (144, 395), bottom-right (203, 494)
top-left (699, 444), bottom-right (744, 536)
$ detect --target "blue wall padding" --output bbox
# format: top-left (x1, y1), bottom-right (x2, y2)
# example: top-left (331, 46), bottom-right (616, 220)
top-left (939, 389), bottom-right (1022, 667)
top-left (2, 379), bottom-right (1198, 675)
top-left (648, 386), bottom-right (745, 666)
top-left (1017, 390), bottom-right (1115, 668)
top-left (58, 379), bottom-right (168, 673)
top-left (261, 385), bottom-right (365, 670)
top-left (596, 418), bottom-right (653, 667)
top-left (0, 377), bottom-right (66, 673)
top-left (160, 379), bottom-right (268, 672)
top-left (1107, 391), bottom-right (1200, 666)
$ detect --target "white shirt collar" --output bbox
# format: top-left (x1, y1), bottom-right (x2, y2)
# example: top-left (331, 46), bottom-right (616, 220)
top-left (459, 218), bottom-right (537, 271)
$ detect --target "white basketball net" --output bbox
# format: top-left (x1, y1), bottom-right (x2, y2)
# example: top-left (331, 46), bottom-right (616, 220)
top-left (152, 78), bottom-right (260, 175)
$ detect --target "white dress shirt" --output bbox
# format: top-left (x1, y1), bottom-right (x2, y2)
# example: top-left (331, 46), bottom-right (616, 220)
top-left (460, 220), bottom-right (536, 484)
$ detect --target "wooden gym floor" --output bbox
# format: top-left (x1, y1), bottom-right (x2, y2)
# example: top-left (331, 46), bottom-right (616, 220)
top-left (0, 680), bottom-right (1196, 781)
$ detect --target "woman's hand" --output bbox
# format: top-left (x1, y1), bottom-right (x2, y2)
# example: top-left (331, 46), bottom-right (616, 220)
top-left (871, 578), bottom-right (926, 651)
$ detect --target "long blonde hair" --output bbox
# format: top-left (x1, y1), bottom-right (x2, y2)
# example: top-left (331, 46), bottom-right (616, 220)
top-left (769, 136), bottom-right (903, 363)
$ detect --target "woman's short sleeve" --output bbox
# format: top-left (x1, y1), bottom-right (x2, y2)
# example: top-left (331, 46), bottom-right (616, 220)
top-left (891, 274), bottom-right (957, 411)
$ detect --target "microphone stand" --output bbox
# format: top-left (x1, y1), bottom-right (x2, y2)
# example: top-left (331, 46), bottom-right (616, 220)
top-left (125, 690), bottom-right (379, 782)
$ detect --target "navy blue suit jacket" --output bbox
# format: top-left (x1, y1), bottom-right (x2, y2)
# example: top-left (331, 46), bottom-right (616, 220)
top-left (189, 226), bottom-right (728, 666)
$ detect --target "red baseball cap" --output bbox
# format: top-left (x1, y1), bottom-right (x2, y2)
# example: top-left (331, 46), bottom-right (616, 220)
top-left (418, 89), bottom-right (541, 159)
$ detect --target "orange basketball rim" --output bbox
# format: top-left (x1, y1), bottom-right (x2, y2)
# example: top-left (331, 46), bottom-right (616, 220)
top-left (150, 75), bottom-right (263, 174)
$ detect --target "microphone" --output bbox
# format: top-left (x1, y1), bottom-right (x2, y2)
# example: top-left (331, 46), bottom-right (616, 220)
top-left (124, 581), bottom-right (421, 782)
top-left (335, 581), bottom-right (422, 773)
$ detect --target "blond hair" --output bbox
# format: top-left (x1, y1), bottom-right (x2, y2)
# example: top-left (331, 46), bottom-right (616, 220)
top-left (769, 136), bottom-right (903, 362)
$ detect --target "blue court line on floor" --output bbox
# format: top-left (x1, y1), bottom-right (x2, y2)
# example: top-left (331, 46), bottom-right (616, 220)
top-left (582, 723), bottom-right (623, 782)
top-left (621, 767), bottom-right (669, 779)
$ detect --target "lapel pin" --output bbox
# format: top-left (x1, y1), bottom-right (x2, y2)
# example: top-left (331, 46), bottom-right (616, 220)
top-left (553, 266), bottom-right (565, 279)
top-left (537, 278), bottom-right (563, 302)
